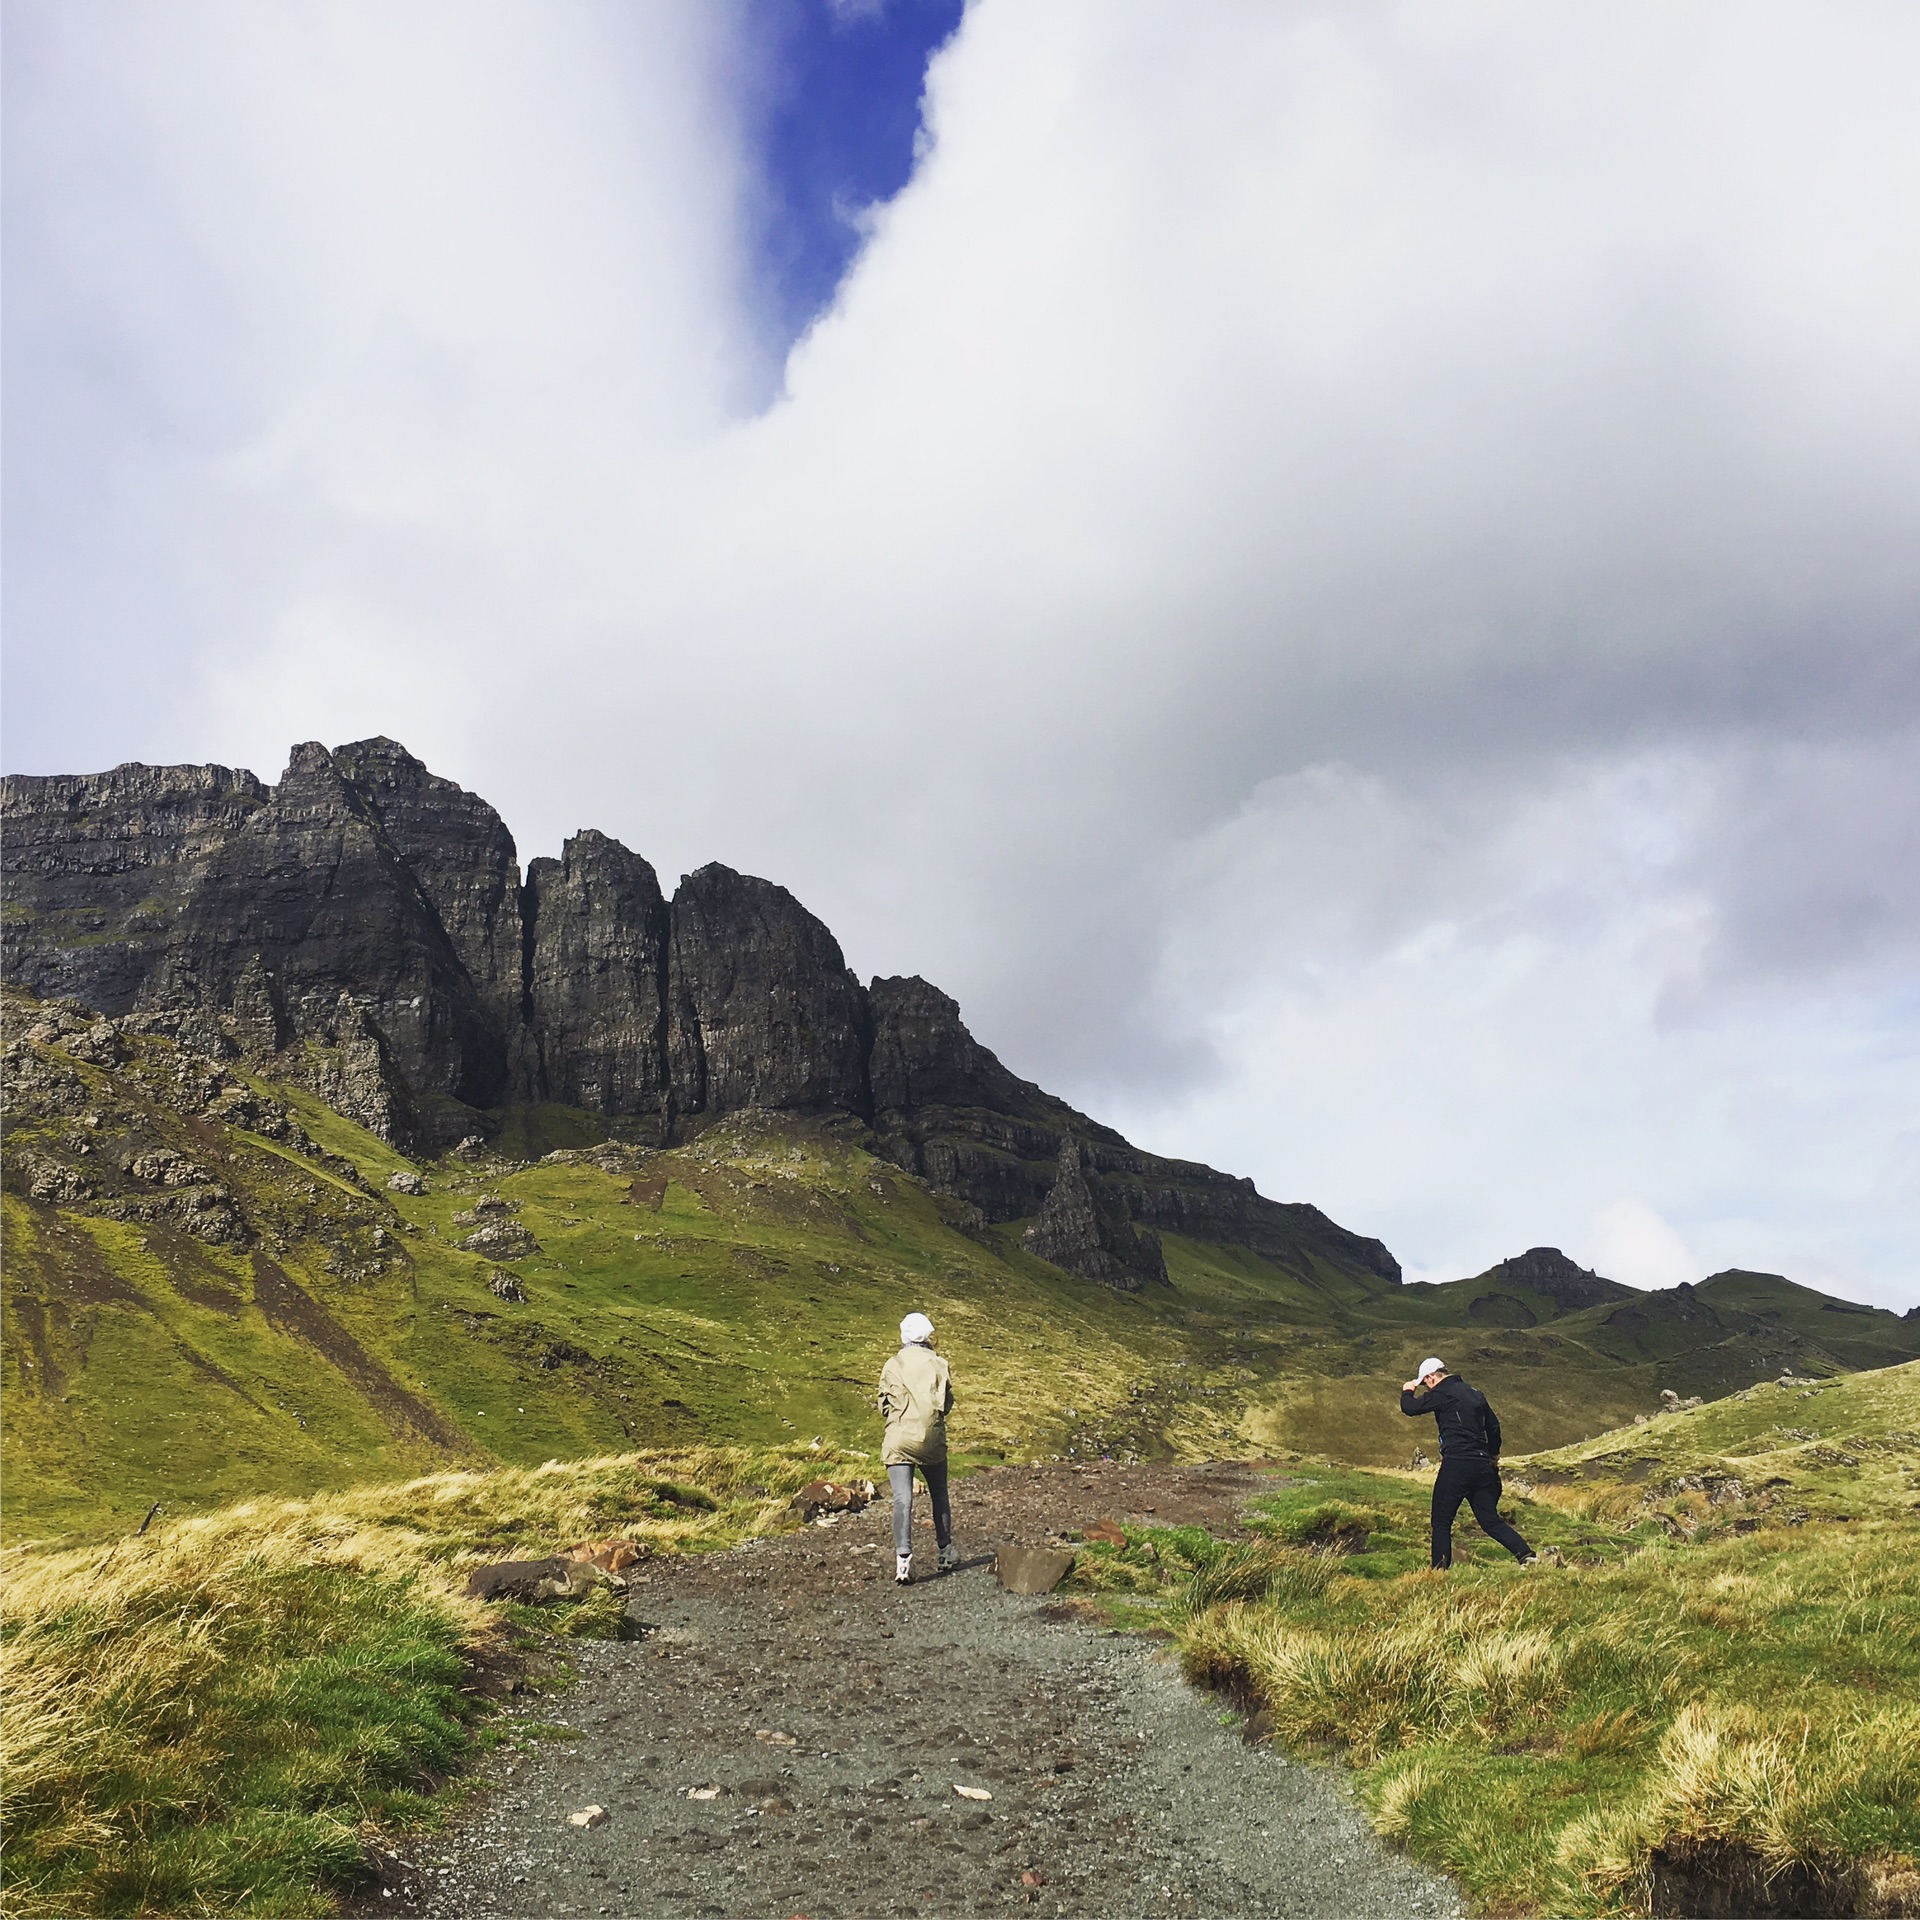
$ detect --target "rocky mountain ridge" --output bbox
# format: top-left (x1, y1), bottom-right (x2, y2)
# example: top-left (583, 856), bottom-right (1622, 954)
top-left (2, 738), bottom-right (1396, 1293)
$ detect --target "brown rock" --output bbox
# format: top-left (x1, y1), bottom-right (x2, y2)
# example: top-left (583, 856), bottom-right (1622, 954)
top-left (789, 1477), bottom-right (877, 1520)
top-left (993, 1546), bottom-right (1075, 1596)
top-left (463, 1557), bottom-right (605, 1603)
top-left (1080, 1518), bottom-right (1127, 1547)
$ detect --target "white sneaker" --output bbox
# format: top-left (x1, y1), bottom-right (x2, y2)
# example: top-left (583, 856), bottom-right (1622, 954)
top-left (938, 1543), bottom-right (958, 1573)
top-left (895, 1554), bottom-right (912, 1585)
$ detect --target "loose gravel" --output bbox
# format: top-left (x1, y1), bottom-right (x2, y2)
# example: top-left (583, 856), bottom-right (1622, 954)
top-left (374, 1463), bottom-right (1463, 1920)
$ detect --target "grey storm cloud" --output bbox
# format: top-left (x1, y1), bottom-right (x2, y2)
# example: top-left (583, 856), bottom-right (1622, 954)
top-left (4, 0), bottom-right (1917, 1301)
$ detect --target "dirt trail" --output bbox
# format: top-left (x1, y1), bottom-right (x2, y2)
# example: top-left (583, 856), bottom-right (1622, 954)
top-left (382, 1463), bottom-right (1462, 1919)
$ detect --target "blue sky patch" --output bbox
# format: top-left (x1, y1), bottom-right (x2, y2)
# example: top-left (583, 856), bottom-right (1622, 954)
top-left (740, 0), bottom-right (964, 353)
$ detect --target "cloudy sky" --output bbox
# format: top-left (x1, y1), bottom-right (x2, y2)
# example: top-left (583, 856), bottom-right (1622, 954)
top-left (6, 1), bottom-right (1917, 1307)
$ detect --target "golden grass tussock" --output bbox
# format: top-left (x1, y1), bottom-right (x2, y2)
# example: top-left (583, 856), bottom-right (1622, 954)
top-left (0, 1442), bottom-right (840, 1917)
top-left (1166, 1369), bottom-right (1920, 1916)
top-left (1184, 1587), bottom-right (1594, 1762)
top-left (1559, 1700), bottom-right (1920, 1917)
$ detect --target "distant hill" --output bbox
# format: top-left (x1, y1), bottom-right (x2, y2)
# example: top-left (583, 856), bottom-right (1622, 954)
top-left (6, 737), bottom-right (1915, 1541)
top-left (6, 986), bottom-right (1917, 1544)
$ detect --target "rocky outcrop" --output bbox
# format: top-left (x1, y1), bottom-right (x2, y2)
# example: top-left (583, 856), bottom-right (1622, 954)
top-left (1475, 1247), bottom-right (1633, 1312)
top-left (521, 832), bottom-right (672, 1127)
top-left (0, 760), bottom-right (270, 1014)
top-left (1023, 1138), bottom-right (1169, 1291)
top-left (3, 743), bottom-right (509, 1142)
top-left (326, 738), bottom-right (525, 1034)
top-left (868, 977), bottom-right (1399, 1288)
top-left (2, 737), bottom-right (1403, 1291)
top-left (666, 865), bottom-right (870, 1122)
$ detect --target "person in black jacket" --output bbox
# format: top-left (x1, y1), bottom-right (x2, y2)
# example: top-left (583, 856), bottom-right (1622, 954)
top-left (1400, 1357), bottom-right (1535, 1569)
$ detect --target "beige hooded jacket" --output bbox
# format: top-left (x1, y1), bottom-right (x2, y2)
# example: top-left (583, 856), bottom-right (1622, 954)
top-left (877, 1341), bottom-right (953, 1467)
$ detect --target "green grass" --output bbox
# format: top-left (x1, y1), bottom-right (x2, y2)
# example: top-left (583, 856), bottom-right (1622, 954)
top-left (0, 1443), bottom-right (845, 1917)
top-left (1067, 1364), bottom-right (1920, 1916)
top-left (8, 1565), bottom-right (469, 1917)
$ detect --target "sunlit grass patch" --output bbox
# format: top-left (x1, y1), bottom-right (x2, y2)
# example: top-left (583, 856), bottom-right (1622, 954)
top-left (0, 1442), bottom-right (836, 1916)
top-left (1165, 1366), bottom-right (1920, 1916)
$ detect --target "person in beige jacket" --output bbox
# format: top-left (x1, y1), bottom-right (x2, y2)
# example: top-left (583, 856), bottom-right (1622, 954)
top-left (878, 1311), bottom-right (955, 1584)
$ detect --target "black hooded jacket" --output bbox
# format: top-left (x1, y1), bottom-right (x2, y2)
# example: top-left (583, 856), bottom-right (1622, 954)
top-left (1400, 1374), bottom-right (1502, 1459)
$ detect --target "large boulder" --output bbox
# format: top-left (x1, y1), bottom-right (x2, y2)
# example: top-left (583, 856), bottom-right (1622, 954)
top-left (993, 1547), bottom-right (1075, 1596)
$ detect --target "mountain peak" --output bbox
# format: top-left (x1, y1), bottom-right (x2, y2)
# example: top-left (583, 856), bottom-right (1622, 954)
top-left (1, 737), bottom-right (1399, 1295)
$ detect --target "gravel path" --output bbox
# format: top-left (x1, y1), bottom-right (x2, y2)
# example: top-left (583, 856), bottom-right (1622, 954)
top-left (379, 1463), bottom-right (1463, 1920)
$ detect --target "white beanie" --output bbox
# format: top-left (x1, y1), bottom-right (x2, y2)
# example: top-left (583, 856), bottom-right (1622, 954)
top-left (1418, 1357), bottom-right (1447, 1379)
top-left (900, 1312), bottom-right (935, 1346)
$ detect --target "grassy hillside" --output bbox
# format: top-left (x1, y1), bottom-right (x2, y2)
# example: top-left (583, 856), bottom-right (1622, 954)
top-left (1065, 1363), bottom-right (1920, 1916)
top-left (6, 992), bottom-right (1918, 1545)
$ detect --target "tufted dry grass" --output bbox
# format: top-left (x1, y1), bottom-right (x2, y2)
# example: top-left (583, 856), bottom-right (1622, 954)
top-left (0, 1444), bottom-right (835, 1916)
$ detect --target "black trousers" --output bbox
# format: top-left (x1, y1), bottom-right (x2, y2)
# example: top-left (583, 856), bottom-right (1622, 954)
top-left (1431, 1456), bottom-right (1532, 1568)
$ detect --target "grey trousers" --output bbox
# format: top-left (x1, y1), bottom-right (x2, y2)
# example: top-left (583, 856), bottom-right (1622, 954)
top-left (888, 1461), bottom-right (952, 1558)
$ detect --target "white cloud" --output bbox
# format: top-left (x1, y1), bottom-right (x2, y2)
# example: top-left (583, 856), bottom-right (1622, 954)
top-left (6, 0), bottom-right (1918, 1304)
top-left (1584, 1200), bottom-right (1699, 1293)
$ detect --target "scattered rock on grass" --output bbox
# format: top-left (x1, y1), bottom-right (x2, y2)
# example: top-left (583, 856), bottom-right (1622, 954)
top-left (789, 1478), bottom-right (878, 1521)
top-left (458, 1219), bottom-right (539, 1258)
top-left (387, 1170), bottom-right (428, 1195)
top-left (464, 1558), bottom-right (613, 1604)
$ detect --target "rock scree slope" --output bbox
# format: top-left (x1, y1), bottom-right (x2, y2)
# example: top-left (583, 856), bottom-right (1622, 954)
top-left (2, 737), bottom-right (1396, 1294)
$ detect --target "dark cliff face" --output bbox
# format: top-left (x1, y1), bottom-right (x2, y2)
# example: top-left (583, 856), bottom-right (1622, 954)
top-left (869, 974), bottom-right (1038, 1114)
top-left (520, 831), bottom-right (671, 1123)
top-left (327, 737), bottom-right (525, 1034)
top-left (666, 865), bottom-right (870, 1122)
top-left (1022, 1137), bottom-right (1170, 1291)
top-left (2, 738), bottom-right (1402, 1292)
top-left (1, 760), bottom-right (270, 1013)
top-left (866, 974), bottom-right (1400, 1289)
top-left (3, 743), bottom-right (510, 1139)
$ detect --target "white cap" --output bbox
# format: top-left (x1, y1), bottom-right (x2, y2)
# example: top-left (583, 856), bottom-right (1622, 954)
top-left (901, 1312), bottom-right (935, 1345)
top-left (1417, 1357), bottom-right (1446, 1379)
